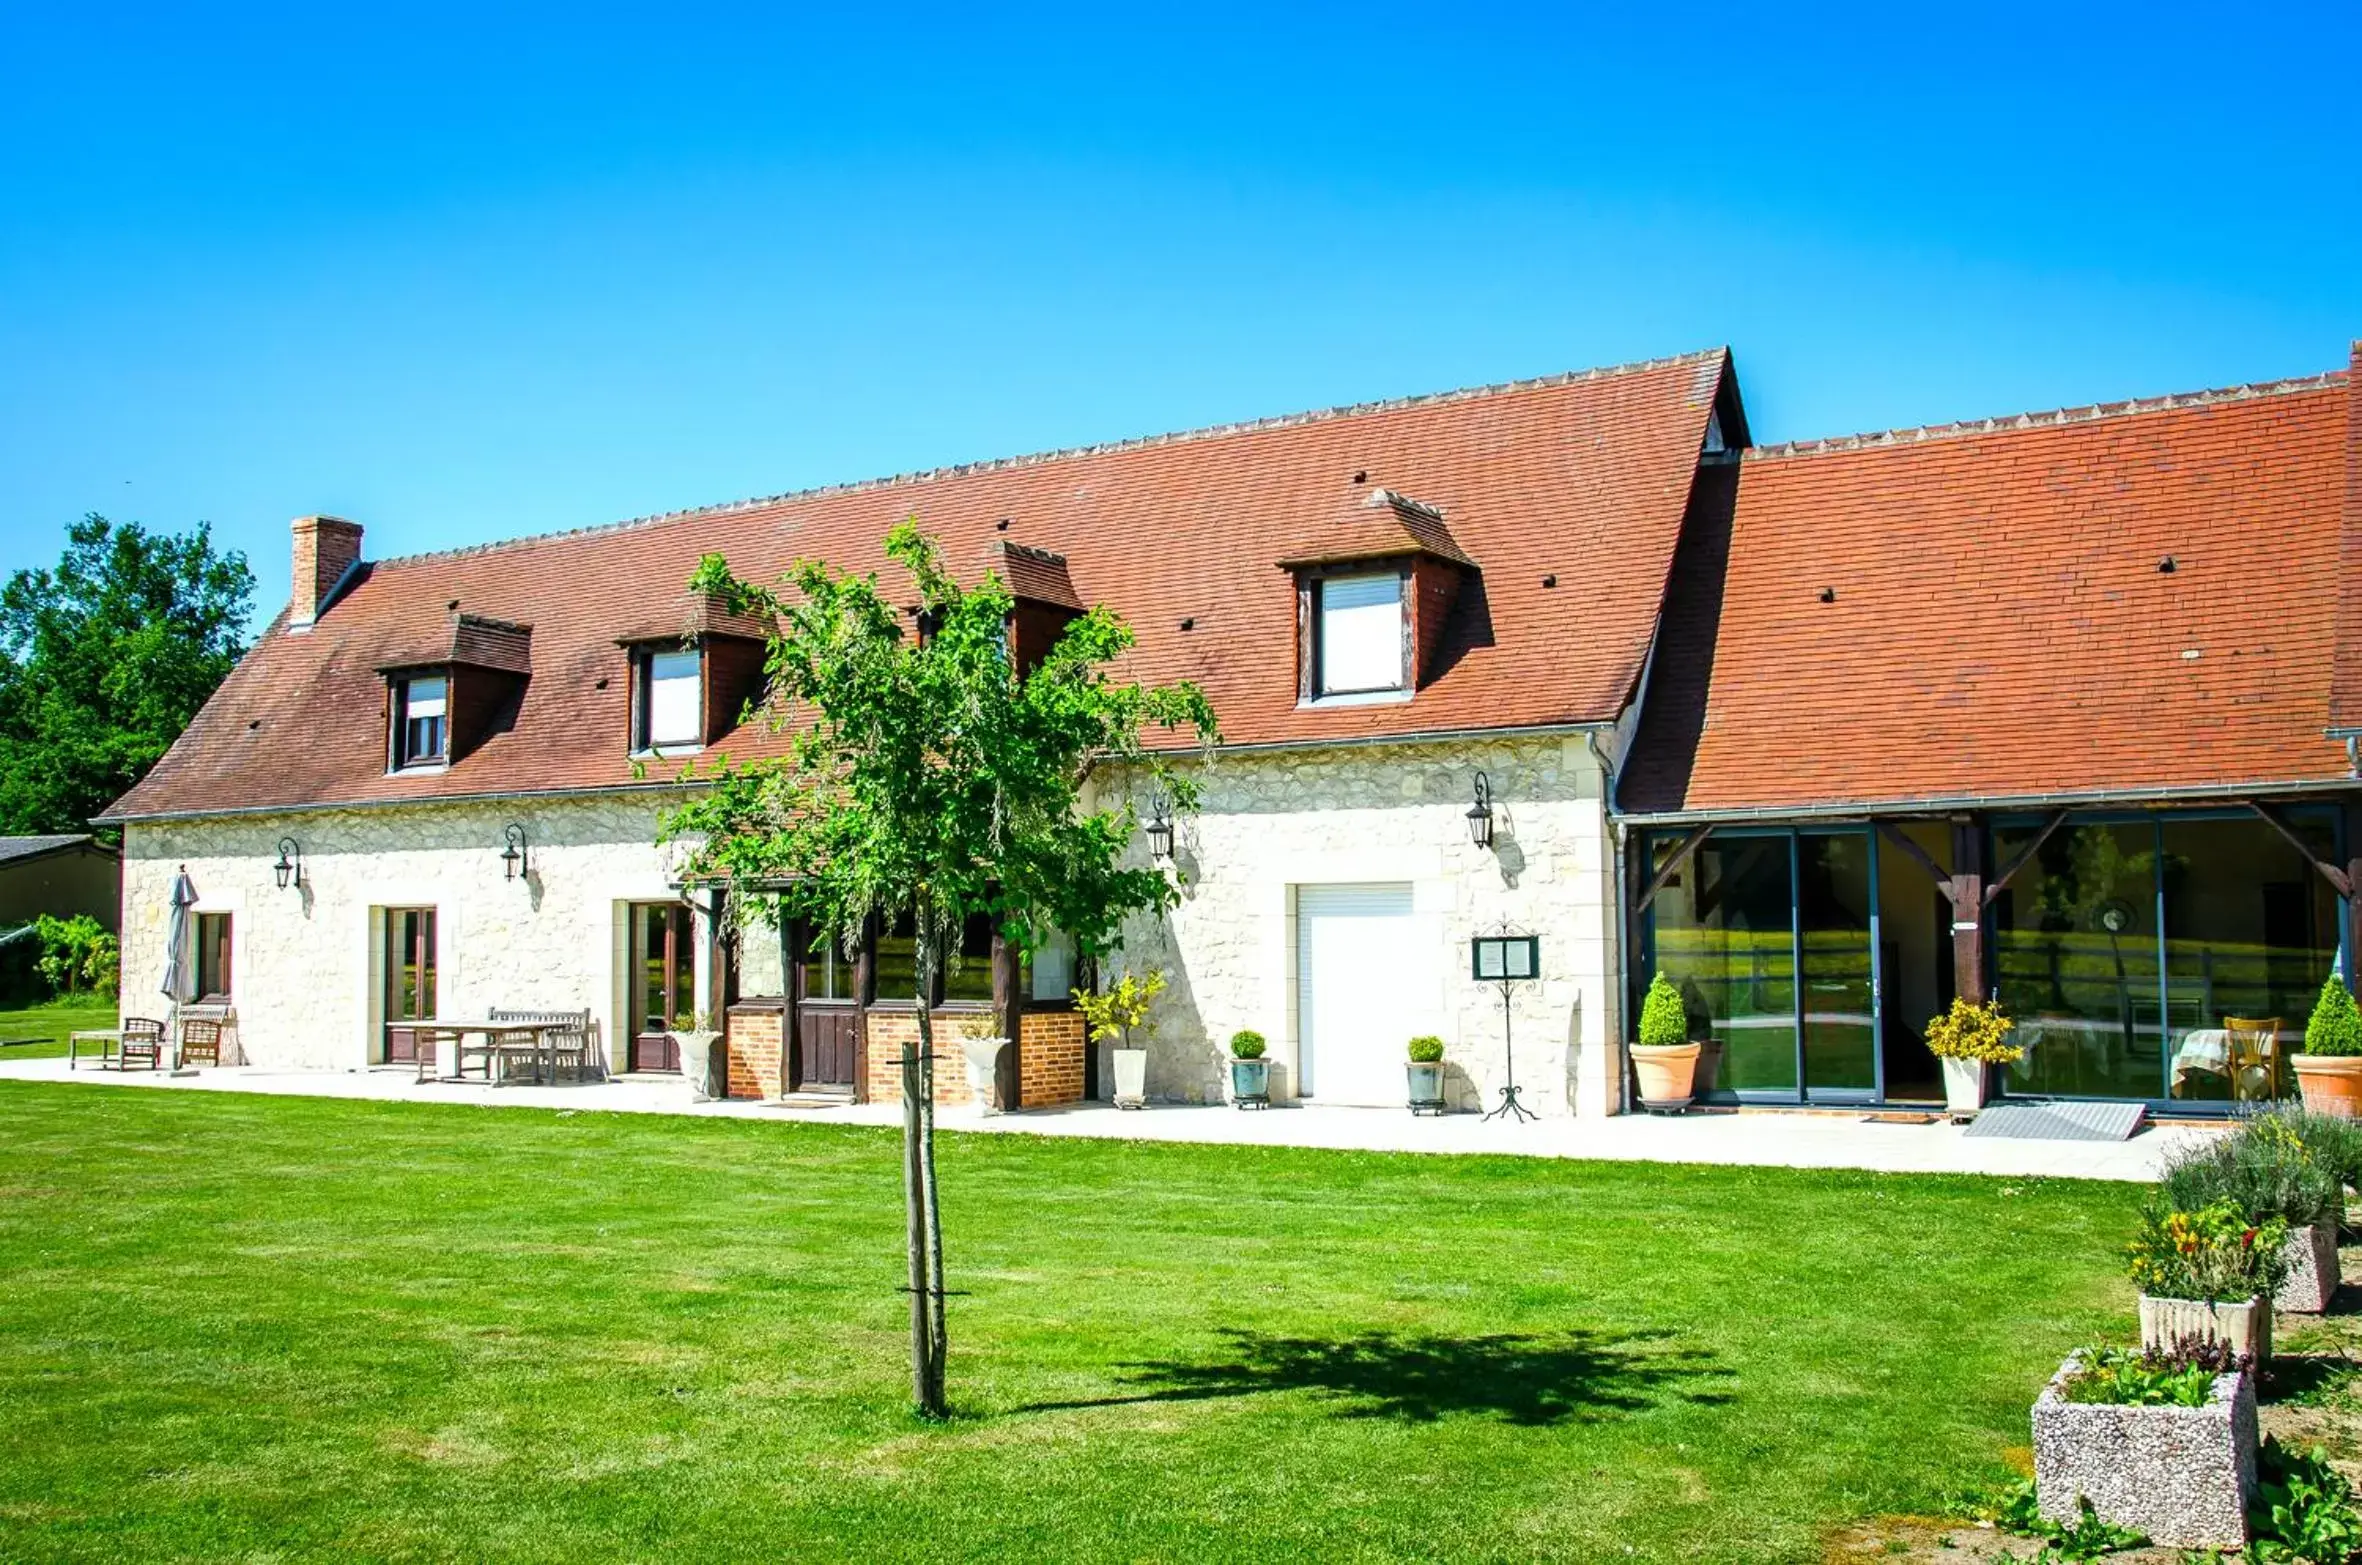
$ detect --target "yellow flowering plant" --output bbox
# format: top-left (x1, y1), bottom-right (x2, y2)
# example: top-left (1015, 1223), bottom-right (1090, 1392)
top-left (1922, 997), bottom-right (2021, 1064)
top-left (2125, 1198), bottom-right (2289, 1303)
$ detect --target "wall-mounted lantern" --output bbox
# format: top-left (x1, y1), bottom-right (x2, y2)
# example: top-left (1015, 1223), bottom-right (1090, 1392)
top-left (1145, 793), bottom-right (1176, 861)
top-left (1465, 772), bottom-right (1495, 849)
top-left (273, 837), bottom-right (303, 892)
top-left (501, 823), bottom-right (530, 883)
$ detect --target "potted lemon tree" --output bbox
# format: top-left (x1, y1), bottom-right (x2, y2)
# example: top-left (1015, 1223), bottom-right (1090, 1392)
top-left (1228, 1029), bottom-right (1270, 1109)
top-left (1925, 996), bottom-right (2018, 1117)
top-left (1076, 970), bottom-right (1165, 1109)
top-left (2293, 975), bottom-right (2362, 1119)
top-left (1629, 971), bottom-right (1700, 1113)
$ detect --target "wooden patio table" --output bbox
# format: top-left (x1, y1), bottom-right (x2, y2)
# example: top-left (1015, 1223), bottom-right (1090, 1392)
top-left (68, 1029), bottom-right (125, 1070)
top-left (418, 1019), bottom-right (565, 1086)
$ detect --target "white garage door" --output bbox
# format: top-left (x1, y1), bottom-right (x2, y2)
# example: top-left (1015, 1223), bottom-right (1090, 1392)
top-left (1297, 883), bottom-right (1423, 1107)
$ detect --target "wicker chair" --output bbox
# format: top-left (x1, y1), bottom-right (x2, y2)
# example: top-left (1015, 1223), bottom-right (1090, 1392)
top-left (2224, 1016), bottom-right (2283, 1101)
top-left (178, 1017), bottom-right (223, 1067)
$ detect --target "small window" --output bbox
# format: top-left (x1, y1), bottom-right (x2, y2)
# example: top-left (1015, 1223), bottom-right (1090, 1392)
top-left (394, 674), bottom-right (448, 767)
top-left (801, 927), bottom-right (856, 1002)
top-left (638, 647), bottom-right (702, 750)
top-left (1025, 926), bottom-right (1076, 1003)
top-left (195, 912), bottom-right (232, 1001)
top-left (1318, 572), bottom-right (1405, 695)
top-left (942, 913), bottom-right (995, 1003)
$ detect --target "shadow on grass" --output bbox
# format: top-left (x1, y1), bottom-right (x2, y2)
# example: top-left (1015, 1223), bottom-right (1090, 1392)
top-left (1017, 1327), bottom-right (1734, 1426)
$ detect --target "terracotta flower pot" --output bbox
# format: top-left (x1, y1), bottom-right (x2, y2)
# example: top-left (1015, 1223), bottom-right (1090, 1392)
top-left (1630, 1042), bottom-right (1701, 1113)
top-left (2293, 1054), bottom-right (2362, 1119)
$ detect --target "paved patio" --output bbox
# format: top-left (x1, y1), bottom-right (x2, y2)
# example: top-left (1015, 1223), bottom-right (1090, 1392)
top-left (0, 1056), bottom-right (2215, 1181)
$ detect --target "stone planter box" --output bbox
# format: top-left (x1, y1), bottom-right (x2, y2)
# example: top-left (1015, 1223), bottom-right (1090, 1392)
top-left (2032, 1351), bottom-right (2256, 1549)
top-left (2276, 1221), bottom-right (2340, 1314)
top-left (2139, 1292), bottom-right (2271, 1362)
top-left (960, 1036), bottom-right (1010, 1116)
top-left (1940, 1056), bottom-right (1988, 1117)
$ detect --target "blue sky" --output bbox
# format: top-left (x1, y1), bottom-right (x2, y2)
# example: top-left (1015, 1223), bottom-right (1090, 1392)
top-left (3, 4), bottom-right (2356, 626)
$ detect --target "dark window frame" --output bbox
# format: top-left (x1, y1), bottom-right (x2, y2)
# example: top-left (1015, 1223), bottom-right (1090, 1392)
top-left (864, 909), bottom-right (998, 1011)
top-left (388, 671), bottom-right (451, 769)
top-left (195, 911), bottom-right (233, 1001)
top-left (1299, 564), bottom-right (1412, 700)
top-left (632, 643), bottom-right (704, 753)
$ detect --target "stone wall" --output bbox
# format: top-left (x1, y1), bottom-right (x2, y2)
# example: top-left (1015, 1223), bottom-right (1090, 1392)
top-left (120, 793), bottom-right (714, 1073)
top-left (1098, 734), bottom-right (1626, 1117)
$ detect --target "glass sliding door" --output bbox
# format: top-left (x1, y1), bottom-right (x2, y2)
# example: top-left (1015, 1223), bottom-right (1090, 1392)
top-left (1799, 831), bottom-right (1879, 1100)
top-left (1649, 833), bottom-right (1798, 1099)
top-left (1993, 822), bottom-right (2166, 1100)
top-left (2158, 815), bottom-right (2339, 1105)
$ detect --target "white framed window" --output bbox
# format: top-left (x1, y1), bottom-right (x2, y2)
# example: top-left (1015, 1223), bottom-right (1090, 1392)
top-left (395, 674), bottom-right (448, 767)
top-left (1317, 572), bottom-right (1405, 695)
top-left (639, 648), bottom-right (702, 750)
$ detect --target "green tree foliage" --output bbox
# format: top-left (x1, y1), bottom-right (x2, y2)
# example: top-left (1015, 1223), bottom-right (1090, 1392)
top-left (33, 914), bottom-right (117, 999)
top-left (0, 515), bottom-right (253, 835)
top-left (659, 518), bottom-right (1217, 1416)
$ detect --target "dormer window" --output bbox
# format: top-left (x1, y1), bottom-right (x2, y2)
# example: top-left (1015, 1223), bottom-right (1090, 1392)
top-left (393, 674), bottom-right (448, 767)
top-left (635, 647), bottom-right (702, 752)
top-left (1317, 571), bottom-right (1407, 695)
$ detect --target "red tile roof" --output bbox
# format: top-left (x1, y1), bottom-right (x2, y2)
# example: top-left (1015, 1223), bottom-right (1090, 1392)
top-left (1621, 369), bottom-right (2356, 818)
top-left (106, 350), bottom-right (1728, 821)
top-left (1277, 488), bottom-right (1477, 570)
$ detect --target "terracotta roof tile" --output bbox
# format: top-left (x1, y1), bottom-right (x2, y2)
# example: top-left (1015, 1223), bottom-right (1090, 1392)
top-left (106, 350), bottom-right (1726, 820)
top-left (1622, 371), bottom-right (2354, 817)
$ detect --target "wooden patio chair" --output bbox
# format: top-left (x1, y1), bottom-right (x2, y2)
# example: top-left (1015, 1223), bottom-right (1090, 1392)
top-left (178, 1017), bottom-right (223, 1068)
top-left (490, 1008), bottom-right (600, 1083)
top-left (2224, 1016), bottom-right (2282, 1102)
top-left (119, 1017), bottom-right (166, 1072)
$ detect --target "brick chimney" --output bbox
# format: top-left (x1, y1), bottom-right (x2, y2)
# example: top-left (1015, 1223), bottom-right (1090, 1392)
top-left (288, 515), bottom-right (363, 630)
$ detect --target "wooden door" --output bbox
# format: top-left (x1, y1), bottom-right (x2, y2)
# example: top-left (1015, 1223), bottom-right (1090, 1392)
top-left (382, 908), bottom-right (437, 1063)
top-left (630, 902), bottom-right (692, 1072)
top-left (791, 922), bottom-right (859, 1091)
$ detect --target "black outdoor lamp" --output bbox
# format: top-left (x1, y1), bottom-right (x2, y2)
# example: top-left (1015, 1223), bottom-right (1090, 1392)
top-left (1145, 794), bottom-right (1176, 861)
top-left (501, 823), bottom-right (530, 883)
top-left (273, 837), bottom-right (302, 892)
top-left (1465, 772), bottom-right (1495, 849)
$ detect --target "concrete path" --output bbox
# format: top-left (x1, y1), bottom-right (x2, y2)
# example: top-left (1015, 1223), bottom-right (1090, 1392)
top-left (0, 1057), bottom-right (2213, 1182)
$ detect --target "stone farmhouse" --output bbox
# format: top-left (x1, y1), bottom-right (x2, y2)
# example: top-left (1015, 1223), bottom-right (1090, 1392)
top-left (99, 340), bottom-right (2362, 1118)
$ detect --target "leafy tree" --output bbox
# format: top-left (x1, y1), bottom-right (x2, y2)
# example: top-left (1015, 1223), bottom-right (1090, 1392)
top-left (0, 515), bottom-right (254, 836)
top-left (33, 914), bottom-right (117, 999)
top-left (660, 519), bottom-right (1216, 1416)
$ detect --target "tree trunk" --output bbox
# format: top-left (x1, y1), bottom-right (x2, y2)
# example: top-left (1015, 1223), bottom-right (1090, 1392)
top-left (913, 924), bottom-right (950, 1417)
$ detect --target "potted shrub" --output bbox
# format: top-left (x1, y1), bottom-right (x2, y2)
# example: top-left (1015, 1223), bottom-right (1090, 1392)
top-left (1406, 1035), bottom-right (1447, 1116)
top-left (2126, 1198), bottom-right (2288, 1361)
top-left (1074, 971), bottom-right (1165, 1110)
top-left (955, 1015), bottom-right (1011, 1117)
top-left (1228, 1030), bottom-right (1270, 1109)
top-left (1629, 971), bottom-right (1700, 1113)
top-left (2159, 1112), bottom-right (2344, 1313)
top-left (666, 1011), bottom-right (723, 1103)
top-left (2293, 975), bottom-right (2362, 1119)
top-left (1923, 996), bottom-right (2020, 1117)
top-left (2031, 1340), bottom-right (2257, 1549)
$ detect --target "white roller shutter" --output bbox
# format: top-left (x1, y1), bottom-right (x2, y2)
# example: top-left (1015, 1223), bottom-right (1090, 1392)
top-left (1297, 883), bottom-right (1422, 1106)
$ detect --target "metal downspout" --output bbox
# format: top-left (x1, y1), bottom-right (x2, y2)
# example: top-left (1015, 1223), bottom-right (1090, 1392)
top-left (1588, 732), bottom-right (1631, 1117)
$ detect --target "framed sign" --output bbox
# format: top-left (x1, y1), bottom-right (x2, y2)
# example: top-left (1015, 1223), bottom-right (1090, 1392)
top-left (1471, 933), bottom-right (1539, 982)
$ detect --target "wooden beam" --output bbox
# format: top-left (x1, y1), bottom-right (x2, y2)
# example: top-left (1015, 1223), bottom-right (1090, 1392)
top-left (1950, 819), bottom-right (1987, 1004)
top-left (1635, 824), bottom-right (1714, 914)
top-left (2247, 800), bottom-right (2354, 897)
top-left (1983, 810), bottom-right (2069, 908)
top-left (1875, 822), bottom-right (1955, 898)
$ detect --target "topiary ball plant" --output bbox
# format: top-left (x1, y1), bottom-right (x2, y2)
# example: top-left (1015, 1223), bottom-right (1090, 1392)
top-left (2305, 975), bottom-right (2362, 1057)
top-left (1229, 1030), bottom-right (1267, 1060)
top-left (1407, 1035), bottom-right (1445, 1063)
top-left (1637, 971), bottom-right (1689, 1049)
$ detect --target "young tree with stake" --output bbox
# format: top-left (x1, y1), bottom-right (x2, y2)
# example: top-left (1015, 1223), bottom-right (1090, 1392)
top-left (659, 520), bottom-right (1215, 1417)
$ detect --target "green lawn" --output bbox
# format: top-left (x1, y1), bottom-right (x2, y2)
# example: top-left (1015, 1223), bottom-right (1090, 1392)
top-left (0, 1084), bottom-right (2143, 1562)
top-left (0, 998), bottom-right (117, 1059)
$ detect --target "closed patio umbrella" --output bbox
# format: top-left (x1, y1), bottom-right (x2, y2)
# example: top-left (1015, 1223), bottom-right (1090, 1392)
top-left (161, 868), bottom-right (197, 1069)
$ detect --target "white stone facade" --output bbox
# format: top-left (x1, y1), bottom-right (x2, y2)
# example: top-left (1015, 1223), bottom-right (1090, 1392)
top-left (120, 733), bottom-right (1632, 1116)
top-left (1103, 733), bottom-right (1628, 1118)
top-left (121, 792), bottom-right (716, 1074)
